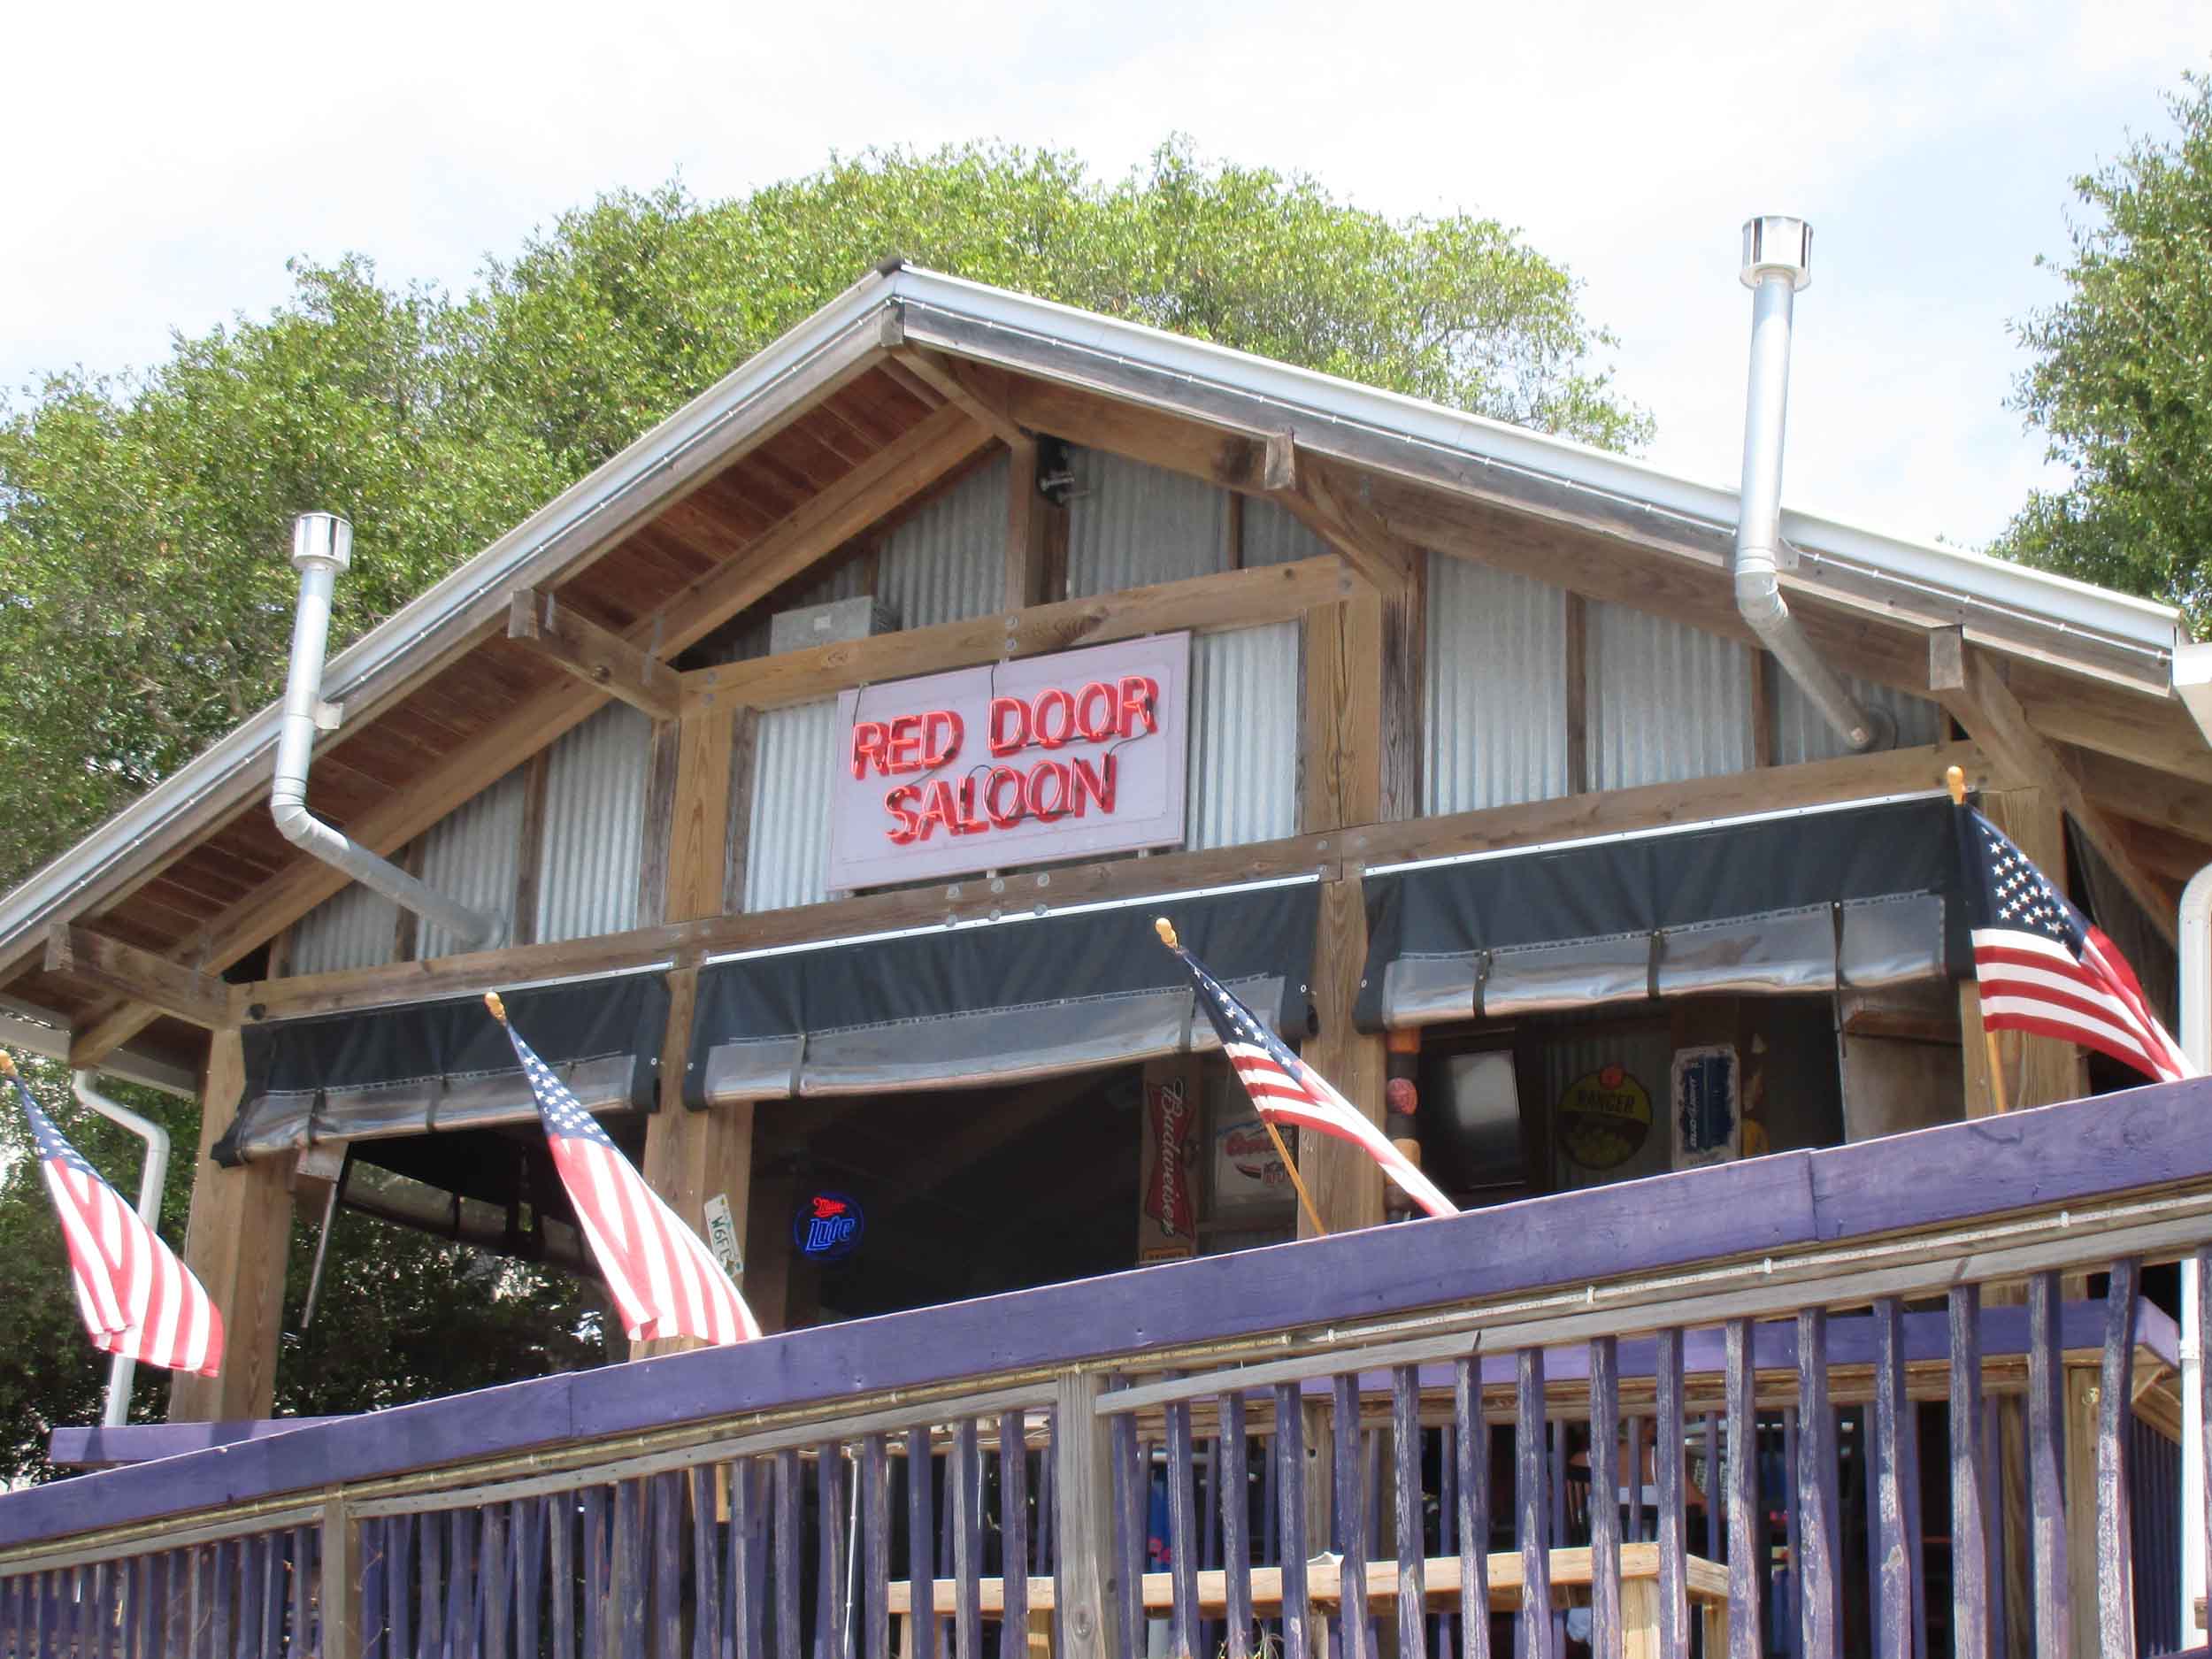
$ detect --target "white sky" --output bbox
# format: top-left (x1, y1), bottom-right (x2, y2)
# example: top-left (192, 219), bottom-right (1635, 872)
top-left (6, 0), bottom-right (2203, 552)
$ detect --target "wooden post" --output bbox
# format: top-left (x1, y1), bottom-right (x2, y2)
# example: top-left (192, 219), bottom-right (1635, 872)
top-left (320, 1487), bottom-right (362, 1659)
top-left (638, 695), bottom-right (763, 1354)
top-left (1053, 1371), bottom-right (1123, 1659)
top-left (169, 1029), bottom-right (293, 1422)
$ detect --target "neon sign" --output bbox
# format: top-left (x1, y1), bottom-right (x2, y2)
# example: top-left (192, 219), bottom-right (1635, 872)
top-left (793, 1192), bottom-right (865, 1262)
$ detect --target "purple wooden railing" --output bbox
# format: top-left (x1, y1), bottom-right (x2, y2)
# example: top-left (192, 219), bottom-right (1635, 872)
top-left (4, 1077), bottom-right (2210, 1659)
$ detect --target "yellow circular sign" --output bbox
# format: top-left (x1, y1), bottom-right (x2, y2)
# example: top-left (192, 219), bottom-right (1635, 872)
top-left (1557, 1064), bottom-right (1654, 1171)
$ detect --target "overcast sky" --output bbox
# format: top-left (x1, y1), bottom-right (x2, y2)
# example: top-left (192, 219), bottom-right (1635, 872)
top-left (8, 1), bottom-right (2203, 552)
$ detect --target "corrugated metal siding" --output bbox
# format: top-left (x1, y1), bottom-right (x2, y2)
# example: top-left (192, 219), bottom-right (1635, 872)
top-left (1240, 495), bottom-right (1332, 569)
top-left (534, 702), bottom-right (653, 944)
top-left (1770, 666), bottom-right (1945, 764)
top-left (1588, 603), bottom-right (1755, 790)
top-left (415, 766), bottom-right (527, 960)
top-left (1425, 553), bottom-right (1570, 814)
top-left (287, 880), bottom-right (398, 977)
top-left (1066, 449), bottom-right (1230, 597)
top-left (744, 698), bottom-right (838, 912)
top-left (1186, 623), bottom-right (1299, 850)
top-left (878, 453), bottom-right (1006, 628)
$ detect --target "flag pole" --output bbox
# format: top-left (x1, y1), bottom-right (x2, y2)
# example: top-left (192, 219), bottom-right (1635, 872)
top-left (1155, 919), bottom-right (1328, 1239)
top-left (1949, 766), bottom-right (2010, 1114)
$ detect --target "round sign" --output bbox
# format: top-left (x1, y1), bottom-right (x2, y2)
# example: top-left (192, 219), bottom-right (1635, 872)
top-left (1555, 1064), bottom-right (1654, 1171)
top-left (793, 1192), bottom-right (865, 1262)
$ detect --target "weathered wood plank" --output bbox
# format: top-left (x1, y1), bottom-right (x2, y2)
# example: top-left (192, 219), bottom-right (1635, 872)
top-left (1870, 1299), bottom-right (1914, 1659)
top-left (2096, 1257), bottom-right (2140, 1658)
top-left (1390, 1367), bottom-right (1425, 1659)
top-left (1723, 1320), bottom-right (1759, 1659)
top-left (997, 1411), bottom-right (1030, 1659)
top-left (1796, 1310), bottom-right (1840, 1659)
top-left (776, 1451), bottom-right (803, 1659)
top-left (2027, 1272), bottom-right (2071, 1658)
top-left (1948, 1287), bottom-right (1989, 1659)
top-left (1654, 1329), bottom-right (1688, 1659)
top-left (480, 1500), bottom-right (511, 1659)
top-left (1162, 1399), bottom-right (1197, 1659)
top-left (1333, 1373), bottom-right (1372, 1659)
top-left (1588, 1337), bottom-right (1622, 1659)
top-left (650, 1473), bottom-right (681, 1659)
top-left (42, 926), bottom-right (237, 1030)
top-left (1516, 1350), bottom-right (1553, 1659)
top-left (816, 1444), bottom-right (848, 1659)
top-left (1215, 1394), bottom-right (1249, 1659)
top-left (733, 1462), bottom-right (764, 1659)
top-left (860, 1441), bottom-right (890, 1659)
top-left (1454, 1358), bottom-right (1490, 1659)
top-left (506, 588), bottom-right (681, 721)
top-left (1107, 1409), bottom-right (1142, 1659)
top-left (954, 1422), bottom-right (983, 1659)
top-left (1273, 1385), bottom-right (1310, 1659)
top-left (1054, 1372), bottom-right (1121, 1659)
top-left (516, 1501), bottom-right (543, 1659)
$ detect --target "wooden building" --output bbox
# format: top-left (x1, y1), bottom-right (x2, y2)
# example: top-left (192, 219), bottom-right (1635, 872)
top-left (0, 258), bottom-right (2206, 1438)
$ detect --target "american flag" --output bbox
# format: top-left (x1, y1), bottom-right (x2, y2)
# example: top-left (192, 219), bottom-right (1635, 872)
top-left (1959, 803), bottom-right (2194, 1085)
top-left (4, 1060), bottom-right (222, 1376)
top-left (1159, 932), bottom-right (1458, 1218)
top-left (494, 1005), bottom-right (760, 1345)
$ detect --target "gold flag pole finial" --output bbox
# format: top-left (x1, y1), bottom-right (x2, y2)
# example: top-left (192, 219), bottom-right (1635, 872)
top-left (485, 992), bottom-right (508, 1024)
top-left (1154, 918), bottom-right (1179, 949)
top-left (0, 1051), bottom-right (16, 1078)
top-left (1946, 764), bottom-right (1967, 806)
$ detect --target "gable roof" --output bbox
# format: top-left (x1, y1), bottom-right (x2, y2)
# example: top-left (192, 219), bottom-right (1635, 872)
top-left (2, 262), bottom-right (2202, 1082)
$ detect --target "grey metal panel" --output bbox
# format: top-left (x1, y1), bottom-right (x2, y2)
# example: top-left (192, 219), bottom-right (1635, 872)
top-left (1587, 603), bottom-right (1755, 790)
top-left (1186, 623), bottom-right (1299, 851)
top-left (286, 880), bottom-right (398, 976)
top-left (415, 767), bottom-right (526, 960)
top-left (1066, 449), bottom-right (1231, 597)
top-left (1425, 553), bottom-right (1570, 814)
top-left (534, 701), bottom-right (653, 944)
top-left (1239, 495), bottom-right (1332, 569)
top-left (744, 698), bottom-right (839, 912)
top-left (879, 453), bottom-right (1007, 628)
top-left (1770, 664), bottom-right (1945, 764)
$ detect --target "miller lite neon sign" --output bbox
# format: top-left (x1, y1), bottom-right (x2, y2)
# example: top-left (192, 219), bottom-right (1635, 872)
top-left (793, 1192), bottom-right (865, 1262)
top-left (826, 634), bottom-right (1191, 888)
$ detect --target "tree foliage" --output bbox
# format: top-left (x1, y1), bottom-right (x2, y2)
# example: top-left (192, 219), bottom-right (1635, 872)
top-left (1997, 74), bottom-right (2212, 626)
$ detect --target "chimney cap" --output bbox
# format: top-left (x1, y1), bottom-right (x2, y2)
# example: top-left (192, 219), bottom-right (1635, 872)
top-left (290, 511), bottom-right (353, 572)
top-left (1740, 216), bottom-right (1812, 291)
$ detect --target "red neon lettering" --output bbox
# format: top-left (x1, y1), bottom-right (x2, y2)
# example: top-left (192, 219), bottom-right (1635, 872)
top-left (987, 695), bottom-right (1031, 757)
top-left (1034, 687), bottom-right (1076, 749)
top-left (1074, 680), bottom-right (1118, 742)
top-left (1027, 758), bottom-right (1071, 821)
top-left (1071, 753), bottom-right (1117, 816)
top-left (922, 709), bottom-right (964, 769)
top-left (885, 715), bottom-right (926, 772)
top-left (850, 721), bottom-right (887, 780)
top-left (883, 784), bottom-right (922, 844)
top-left (984, 766), bottom-right (1026, 827)
top-left (913, 779), bottom-right (958, 841)
top-left (1118, 676), bottom-right (1158, 737)
top-left (952, 775), bottom-right (988, 834)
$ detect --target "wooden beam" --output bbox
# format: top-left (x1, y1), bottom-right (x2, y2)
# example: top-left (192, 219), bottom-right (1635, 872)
top-left (895, 349), bottom-right (1030, 449)
top-left (1004, 437), bottom-right (1050, 610)
top-left (1273, 458), bottom-right (1416, 592)
top-left (1302, 596), bottom-right (1385, 834)
top-left (2067, 745), bottom-right (2212, 849)
top-left (71, 403), bottom-right (995, 1066)
top-left (505, 589), bottom-right (681, 720)
top-left (1301, 872), bottom-right (1386, 1237)
top-left (681, 556), bottom-right (1356, 712)
top-left (234, 739), bottom-right (2004, 1025)
top-left (1931, 630), bottom-right (2177, 944)
top-left (43, 926), bottom-right (237, 1030)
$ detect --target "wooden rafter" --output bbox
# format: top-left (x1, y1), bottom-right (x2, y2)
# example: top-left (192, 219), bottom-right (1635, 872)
top-left (505, 589), bottom-right (681, 720)
top-left (1930, 627), bottom-right (2179, 942)
top-left (43, 926), bottom-right (237, 1031)
top-left (1271, 455), bottom-right (1416, 593)
top-left (892, 349), bottom-right (1029, 449)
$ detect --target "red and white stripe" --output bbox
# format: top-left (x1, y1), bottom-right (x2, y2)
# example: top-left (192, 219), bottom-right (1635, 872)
top-left (38, 1148), bottom-right (222, 1377)
top-left (1972, 924), bottom-right (2193, 1085)
top-left (1224, 1040), bottom-right (1458, 1218)
top-left (548, 1136), bottom-right (760, 1346)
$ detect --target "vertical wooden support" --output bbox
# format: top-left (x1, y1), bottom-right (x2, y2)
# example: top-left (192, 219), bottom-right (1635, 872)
top-left (1379, 562), bottom-right (1423, 824)
top-left (2096, 1258), bottom-right (2141, 1658)
top-left (1724, 1319), bottom-right (1760, 1659)
top-left (1218, 1394), bottom-right (1251, 1659)
top-left (1005, 441), bottom-right (1049, 611)
top-left (1276, 1385), bottom-right (1312, 1659)
top-left (820, 1443), bottom-right (850, 1659)
top-left (1391, 1368), bottom-right (1425, 1659)
top-left (320, 1490), bottom-right (361, 1659)
top-left (954, 1421), bottom-right (984, 1659)
top-left (511, 750), bottom-right (551, 949)
top-left (1796, 1309), bottom-right (1840, 1659)
top-left (1055, 1372), bottom-right (1121, 1659)
top-left (1950, 1286), bottom-right (1991, 1659)
top-left (1164, 1395), bottom-right (1199, 1659)
top-left (1517, 1348), bottom-right (1553, 1659)
top-left (1589, 1338), bottom-right (1623, 1659)
top-left (1332, 1375), bottom-right (1371, 1659)
top-left (1654, 1329), bottom-right (1689, 1659)
top-left (1302, 872), bottom-right (1384, 1237)
top-left (1871, 1299), bottom-right (1916, 1659)
top-left (999, 1411), bottom-right (1032, 1659)
top-left (170, 1029), bottom-right (293, 1422)
top-left (1563, 593), bottom-right (1590, 798)
top-left (1454, 1359), bottom-right (1491, 1659)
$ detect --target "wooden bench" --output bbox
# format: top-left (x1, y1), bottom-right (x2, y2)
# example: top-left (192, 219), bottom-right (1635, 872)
top-left (889, 1545), bottom-right (1730, 1658)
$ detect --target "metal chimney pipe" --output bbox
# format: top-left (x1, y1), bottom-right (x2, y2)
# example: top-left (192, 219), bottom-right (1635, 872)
top-left (271, 514), bottom-right (501, 950)
top-left (1732, 217), bottom-right (1889, 753)
top-left (71, 1069), bottom-right (169, 1427)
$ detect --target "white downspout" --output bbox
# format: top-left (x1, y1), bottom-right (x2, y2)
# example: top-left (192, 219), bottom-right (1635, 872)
top-left (273, 514), bottom-right (501, 949)
top-left (2180, 865), bottom-right (2212, 1644)
top-left (70, 1070), bottom-right (169, 1428)
top-left (1733, 217), bottom-right (1891, 754)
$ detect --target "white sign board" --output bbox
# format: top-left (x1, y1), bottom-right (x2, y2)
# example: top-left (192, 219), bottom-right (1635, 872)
top-left (826, 633), bottom-right (1192, 889)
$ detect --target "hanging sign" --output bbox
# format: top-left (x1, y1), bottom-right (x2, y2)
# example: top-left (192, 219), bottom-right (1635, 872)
top-left (826, 634), bottom-right (1191, 889)
top-left (792, 1192), bottom-right (865, 1261)
top-left (1671, 1045), bottom-right (1740, 1170)
top-left (1138, 1071), bottom-right (1199, 1262)
top-left (1556, 1064), bottom-right (1653, 1171)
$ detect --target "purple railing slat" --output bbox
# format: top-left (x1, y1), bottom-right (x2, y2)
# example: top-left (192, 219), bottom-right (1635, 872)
top-left (1724, 1318), bottom-right (1758, 1659)
top-left (379, 1517), bottom-right (407, 1659)
top-left (1982, 1402), bottom-right (2008, 1659)
top-left (1624, 1414), bottom-right (1643, 1545)
top-left (686, 1471), bottom-right (718, 1659)
top-left (1871, 1297), bottom-right (1913, 1659)
top-left (904, 1432), bottom-right (937, 1659)
top-left (1436, 1417), bottom-right (1455, 1659)
top-left (1392, 1367), bottom-right (1425, 1659)
top-left (1515, 1349), bottom-right (1551, 1659)
top-left (953, 1422), bottom-right (984, 1659)
top-left (1257, 1406), bottom-right (1276, 1576)
top-left (90, 1558), bottom-right (117, 1659)
top-left (2098, 1256), bottom-right (2141, 1659)
top-left (515, 1501), bottom-right (543, 1659)
top-left (189, 1548), bottom-right (209, 1659)
top-left (1218, 1394), bottom-right (1250, 1659)
top-left (1795, 1309), bottom-right (1839, 1659)
top-left (733, 1463), bottom-right (763, 1659)
top-left (997, 1411), bottom-right (1030, 1659)
top-left (1034, 1414), bottom-right (1054, 1580)
top-left (1332, 1373), bottom-right (1371, 1659)
top-left (1588, 1337), bottom-right (1621, 1659)
top-left (584, 1486), bottom-right (611, 1659)
top-left (1947, 1286), bottom-right (1989, 1659)
top-left (1164, 1399), bottom-right (1197, 1659)
top-left (1199, 1425), bottom-right (1219, 1659)
top-left (209, 1544), bottom-right (232, 1659)
top-left (2027, 1271), bottom-right (2070, 1658)
top-left (860, 1440), bottom-right (889, 1659)
top-left (1108, 1410), bottom-right (1141, 1659)
top-left (480, 1501), bottom-right (511, 1659)
top-left (774, 1452), bottom-right (802, 1659)
top-left (449, 1506), bottom-right (480, 1659)
top-left (652, 1472), bottom-right (681, 1659)
top-left (1453, 1358), bottom-right (1488, 1659)
top-left (130, 1556), bottom-right (152, 1659)
top-left (1700, 1412), bottom-right (1718, 1563)
top-left (416, 1516), bottom-right (443, 1659)
top-left (817, 1444), bottom-right (849, 1659)
top-left (1781, 1407), bottom-right (1801, 1659)
top-left (357, 1521), bottom-right (384, 1659)
top-left (548, 1496), bottom-right (573, 1659)
top-left (257, 1532), bottom-right (284, 1659)
top-left (1272, 1385), bottom-right (1309, 1659)
top-left (1654, 1330), bottom-right (1687, 1659)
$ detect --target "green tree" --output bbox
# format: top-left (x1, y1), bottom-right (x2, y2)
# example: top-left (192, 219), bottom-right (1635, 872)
top-left (1997, 73), bottom-right (2212, 626)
